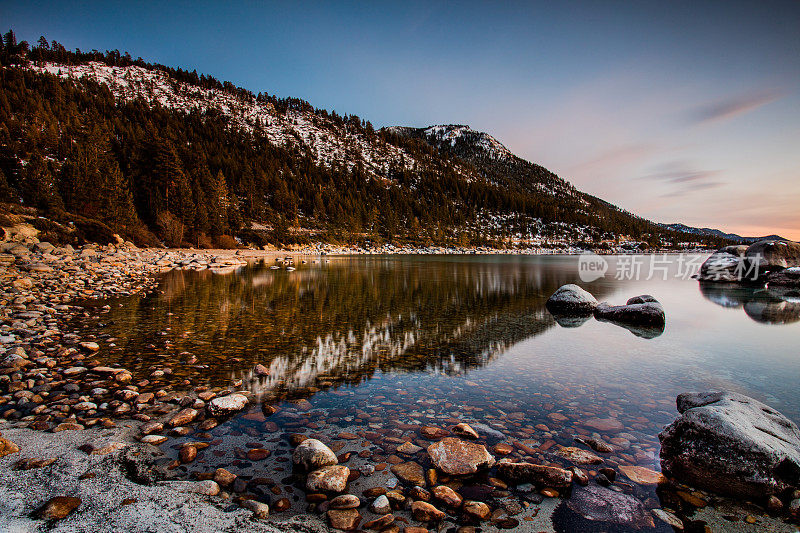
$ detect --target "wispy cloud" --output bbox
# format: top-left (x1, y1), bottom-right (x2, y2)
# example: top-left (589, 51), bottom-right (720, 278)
top-left (689, 90), bottom-right (782, 125)
top-left (640, 161), bottom-right (724, 197)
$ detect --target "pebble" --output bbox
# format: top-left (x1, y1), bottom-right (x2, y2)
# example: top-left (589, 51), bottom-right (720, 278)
top-left (36, 496), bottom-right (81, 520)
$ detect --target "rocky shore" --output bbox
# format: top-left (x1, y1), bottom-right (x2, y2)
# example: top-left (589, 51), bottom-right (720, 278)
top-left (2, 231), bottom-right (800, 532)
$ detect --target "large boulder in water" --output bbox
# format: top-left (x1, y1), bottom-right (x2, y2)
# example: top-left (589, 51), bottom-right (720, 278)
top-left (659, 391), bottom-right (800, 500)
top-left (746, 239), bottom-right (800, 273)
top-left (546, 284), bottom-right (597, 315)
top-left (593, 295), bottom-right (665, 327)
top-left (697, 246), bottom-right (748, 282)
top-left (768, 267), bottom-right (800, 289)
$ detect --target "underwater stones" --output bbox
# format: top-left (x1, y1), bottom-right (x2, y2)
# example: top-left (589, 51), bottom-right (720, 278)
top-left (420, 426), bottom-right (449, 439)
top-left (179, 444), bottom-right (197, 463)
top-left (391, 462), bottom-right (426, 486)
top-left (452, 423), bottom-right (479, 440)
top-left (306, 465), bottom-right (350, 493)
top-left (411, 501), bottom-right (445, 522)
top-left (370, 494), bottom-right (391, 514)
top-left (564, 485), bottom-right (654, 529)
top-left (213, 468), bottom-right (237, 487)
top-left (427, 438), bottom-right (495, 475)
top-left (168, 407), bottom-right (198, 427)
top-left (161, 479), bottom-right (220, 496)
top-left (363, 514), bottom-right (394, 530)
top-left (327, 508), bottom-right (361, 530)
top-left (293, 438), bottom-right (338, 471)
top-left (659, 391), bottom-right (800, 500)
top-left (432, 485), bottom-right (463, 508)
top-left (555, 447), bottom-right (603, 465)
top-left (330, 494), bottom-right (361, 510)
top-left (497, 462), bottom-right (573, 489)
top-left (574, 436), bottom-right (613, 453)
top-left (397, 441), bottom-right (423, 455)
top-left (618, 465), bottom-right (666, 486)
top-left (207, 393), bottom-right (248, 416)
top-left (582, 417), bottom-right (623, 432)
top-left (463, 500), bottom-right (491, 520)
top-left (546, 284), bottom-right (598, 315)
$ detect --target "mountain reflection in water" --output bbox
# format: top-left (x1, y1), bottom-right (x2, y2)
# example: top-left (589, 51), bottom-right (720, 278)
top-left (80, 256), bottom-right (612, 400)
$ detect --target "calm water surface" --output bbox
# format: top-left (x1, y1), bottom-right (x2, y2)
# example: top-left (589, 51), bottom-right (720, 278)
top-left (77, 254), bottom-right (800, 529)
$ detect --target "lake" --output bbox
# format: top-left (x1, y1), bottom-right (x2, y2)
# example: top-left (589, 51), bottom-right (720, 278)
top-left (75, 254), bottom-right (800, 531)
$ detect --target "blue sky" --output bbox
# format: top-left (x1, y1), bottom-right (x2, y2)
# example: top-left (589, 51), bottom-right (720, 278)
top-left (4, 1), bottom-right (800, 238)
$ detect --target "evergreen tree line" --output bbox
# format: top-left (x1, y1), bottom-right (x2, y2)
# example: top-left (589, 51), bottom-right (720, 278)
top-left (0, 32), bottom-right (727, 248)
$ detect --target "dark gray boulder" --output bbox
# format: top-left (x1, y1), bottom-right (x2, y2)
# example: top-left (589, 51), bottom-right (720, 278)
top-left (768, 267), bottom-right (800, 288)
top-left (659, 391), bottom-right (800, 500)
top-left (746, 239), bottom-right (800, 273)
top-left (697, 246), bottom-right (747, 282)
top-left (546, 284), bottom-right (597, 315)
top-left (560, 485), bottom-right (654, 529)
top-left (593, 295), bottom-right (665, 327)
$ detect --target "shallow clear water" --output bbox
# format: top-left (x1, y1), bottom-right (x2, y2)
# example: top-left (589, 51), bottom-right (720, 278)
top-left (77, 254), bottom-right (800, 529)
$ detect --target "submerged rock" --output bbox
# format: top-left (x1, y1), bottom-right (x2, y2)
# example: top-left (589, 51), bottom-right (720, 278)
top-left (497, 462), bottom-right (573, 489)
top-left (560, 485), bottom-right (654, 529)
top-left (546, 284), bottom-right (598, 315)
top-left (659, 391), bottom-right (800, 500)
top-left (293, 438), bottom-right (338, 471)
top-left (306, 465), bottom-right (350, 493)
top-left (594, 295), bottom-right (665, 328)
top-left (427, 437), bottom-right (495, 475)
top-left (207, 393), bottom-right (248, 416)
top-left (36, 496), bottom-right (82, 520)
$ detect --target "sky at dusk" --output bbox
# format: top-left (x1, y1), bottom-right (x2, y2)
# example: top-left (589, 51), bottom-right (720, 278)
top-left (4, 1), bottom-right (800, 239)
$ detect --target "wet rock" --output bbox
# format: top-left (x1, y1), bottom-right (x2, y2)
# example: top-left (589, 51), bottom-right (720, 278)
top-left (36, 496), bottom-right (81, 520)
top-left (293, 438), bottom-right (338, 471)
top-left (697, 246), bottom-right (748, 281)
top-left (555, 446), bottom-right (602, 465)
top-left (594, 295), bottom-right (665, 327)
top-left (179, 445), bottom-right (197, 463)
top-left (420, 426), bottom-right (449, 439)
top-left (397, 441), bottom-right (423, 455)
top-left (427, 437), bottom-right (495, 475)
top-left (160, 479), bottom-right (220, 496)
top-left (452, 423), bottom-right (479, 440)
top-left (768, 267), bottom-right (800, 288)
top-left (390, 462), bottom-right (426, 486)
top-left (618, 465), bottom-right (666, 486)
top-left (411, 501), bottom-right (445, 522)
top-left (307, 465), bottom-right (350, 493)
top-left (463, 500), bottom-right (490, 520)
top-left (168, 408), bottom-right (198, 427)
top-left (363, 514), bottom-right (395, 530)
top-left (370, 494), bottom-right (391, 514)
top-left (546, 284), bottom-right (597, 315)
top-left (565, 485), bottom-right (654, 529)
top-left (14, 457), bottom-right (56, 470)
top-left (141, 435), bottom-right (167, 445)
top-left (574, 436), bottom-right (613, 453)
top-left (652, 508), bottom-right (684, 529)
top-left (329, 494), bottom-right (360, 510)
top-left (496, 462), bottom-right (573, 489)
top-left (746, 239), bottom-right (800, 273)
top-left (0, 436), bottom-right (20, 458)
top-left (327, 508), bottom-right (361, 530)
top-left (241, 499), bottom-right (269, 518)
top-left (207, 393), bottom-right (248, 416)
top-left (660, 391), bottom-right (800, 499)
top-left (432, 485), bottom-right (463, 508)
top-left (213, 468), bottom-right (237, 487)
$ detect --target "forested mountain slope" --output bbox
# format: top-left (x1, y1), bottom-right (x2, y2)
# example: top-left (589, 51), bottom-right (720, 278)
top-left (0, 32), bottom-right (724, 249)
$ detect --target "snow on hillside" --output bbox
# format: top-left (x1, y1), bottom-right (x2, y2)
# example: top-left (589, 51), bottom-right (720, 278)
top-left (423, 125), bottom-right (513, 160)
top-left (29, 61), bottom-right (415, 177)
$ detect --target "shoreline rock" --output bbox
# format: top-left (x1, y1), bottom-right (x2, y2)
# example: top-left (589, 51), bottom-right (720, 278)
top-left (660, 391), bottom-right (800, 501)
